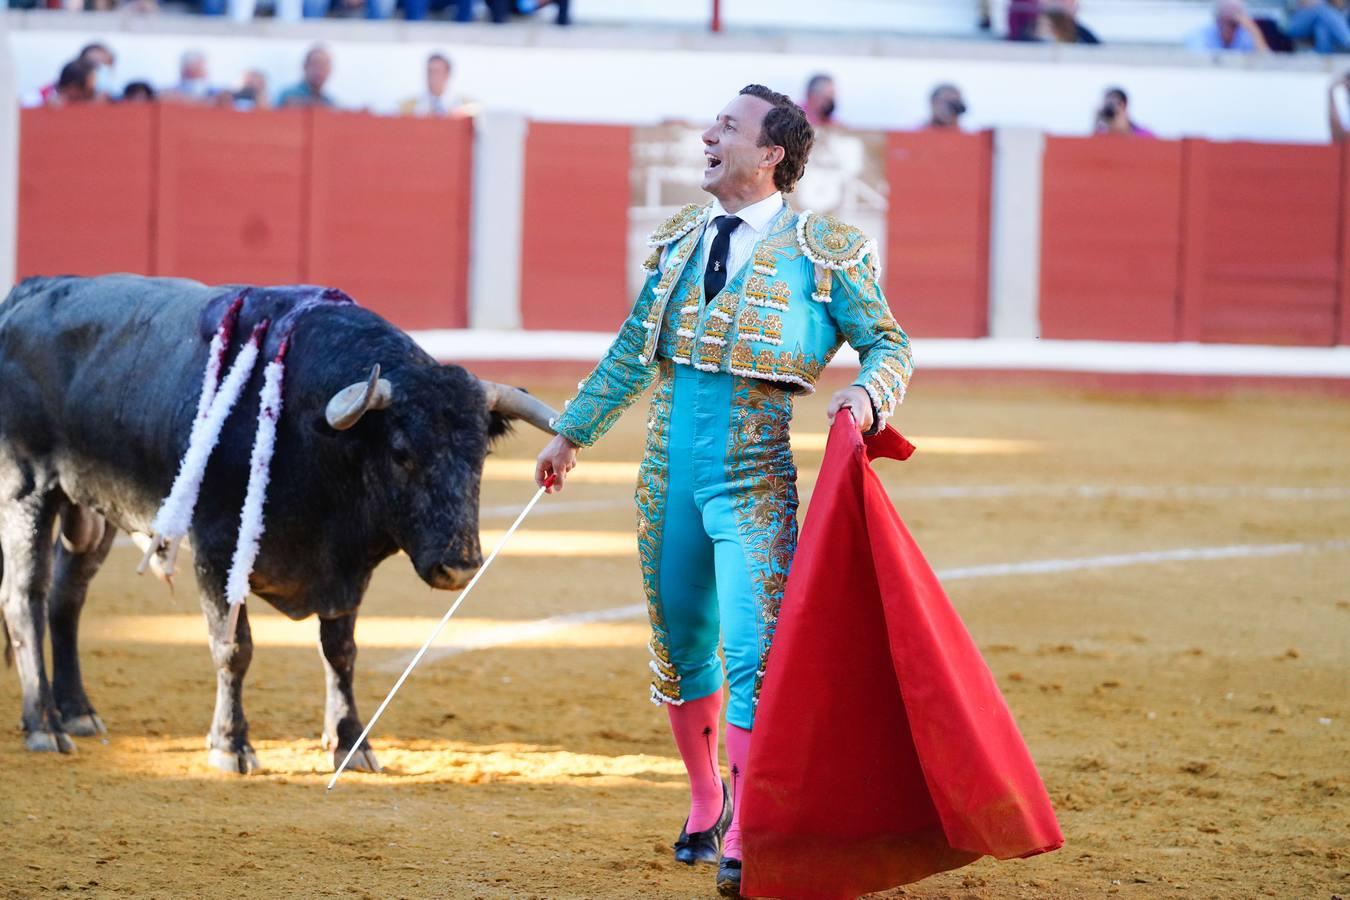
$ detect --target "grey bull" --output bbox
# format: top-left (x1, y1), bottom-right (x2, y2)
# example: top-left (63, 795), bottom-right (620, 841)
top-left (0, 275), bottom-right (555, 773)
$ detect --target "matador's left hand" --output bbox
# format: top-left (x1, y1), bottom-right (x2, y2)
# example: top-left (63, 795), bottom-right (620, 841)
top-left (826, 385), bottom-right (874, 432)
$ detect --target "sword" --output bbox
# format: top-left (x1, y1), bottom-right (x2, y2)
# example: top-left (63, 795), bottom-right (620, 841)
top-left (327, 479), bottom-right (553, 791)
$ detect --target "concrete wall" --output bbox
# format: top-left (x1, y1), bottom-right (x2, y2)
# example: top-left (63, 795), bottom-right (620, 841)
top-left (4, 12), bottom-right (1343, 143)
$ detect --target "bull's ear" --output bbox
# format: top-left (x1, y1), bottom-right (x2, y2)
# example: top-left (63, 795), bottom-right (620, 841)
top-left (487, 411), bottom-right (514, 443)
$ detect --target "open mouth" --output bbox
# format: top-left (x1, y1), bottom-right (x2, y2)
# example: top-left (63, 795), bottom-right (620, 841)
top-left (705, 153), bottom-right (722, 173)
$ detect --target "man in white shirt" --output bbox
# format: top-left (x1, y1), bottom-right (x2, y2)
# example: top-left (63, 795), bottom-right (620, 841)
top-left (535, 85), bottom-right (912, 899)
top-left (399, 53), bottom-right (475, 118)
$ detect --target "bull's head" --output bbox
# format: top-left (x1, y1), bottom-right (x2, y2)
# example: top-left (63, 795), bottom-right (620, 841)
top-left (324, 363), bottom-right (555, 590)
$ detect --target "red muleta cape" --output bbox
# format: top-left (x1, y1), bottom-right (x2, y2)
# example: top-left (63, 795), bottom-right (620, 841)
top-left (741, 416), bottom-right (1064, 899)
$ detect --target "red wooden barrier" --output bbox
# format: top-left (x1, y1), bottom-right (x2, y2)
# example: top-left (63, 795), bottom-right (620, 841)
top-left (156, 105), bottom-right (308, 287)
top-left (1339, 142), bottom-right (1350, 347)
top-left (1040, 136), bottom-right (1184, 342)
top-left (519, 122), bottom-right (632, 331)
top-left (308, 112), bottom-right (472, 330)
top-left (884, 130), bottom-right (991, 339)
top-left (1180, 139), bottom-right (1341, 346)
top-left (17, 105), bottom-right (156, 279)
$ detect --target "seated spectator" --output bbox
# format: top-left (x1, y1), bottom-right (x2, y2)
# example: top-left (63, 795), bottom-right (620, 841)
top-left (800, 73), bottom-right (837, 128)
top-left (926, 83), bottom-right (968, 130)
top-left (1186, 0), bottom-right (1270, 53)
top-left (278, 46), bottom-right (336, 109)
top-left (399, 53), bottom-right (475, 117)
top-left (46, 60), bottom-right (97, 107)
top-left (1330, 73), bottom-right (1350, 142)
top-left (121, 81), bottom-right (156, 103)
top-left (454, 0), bottom-right (569, 23)
top-left (1285, 0), bottom-right (1350, 54)
top-left (1037, 0), bottom-right (1100, 44)
top-left (1093, 87), bottom-right (1155, 137)
top-left (26, 43), bottom-right (118, 106)
top-left (231, 70), bottom-right (272, 111)
top-left (161, 50), bottom-right (215, 104)
top-left (456, 0), bottom-right (508, 21)
top-left (1008, 0), bottom-right (1040, 40)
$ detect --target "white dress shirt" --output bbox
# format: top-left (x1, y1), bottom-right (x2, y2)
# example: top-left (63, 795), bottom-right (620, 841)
top-left (660, 191), bottom-right (784, 279)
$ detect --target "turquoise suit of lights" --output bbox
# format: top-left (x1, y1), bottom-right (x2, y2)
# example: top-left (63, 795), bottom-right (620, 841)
top-left (550, 202), bottom-right (913, 729)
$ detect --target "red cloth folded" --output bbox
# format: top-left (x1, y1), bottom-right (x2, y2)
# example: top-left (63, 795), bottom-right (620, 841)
top-left (740, 416), bottom-right (1064, 899)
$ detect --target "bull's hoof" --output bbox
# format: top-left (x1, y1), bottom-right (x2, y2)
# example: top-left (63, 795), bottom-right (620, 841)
top-left (333, 746), bottom-right (382, 774)
top-left (26, 730), bottom-right (76, 753)
top-left (208, 747), bottom-right (262, 775)
top-left (61, 713), bottom-right (107, 737)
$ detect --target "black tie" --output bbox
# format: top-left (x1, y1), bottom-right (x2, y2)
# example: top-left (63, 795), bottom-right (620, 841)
top-left (703, 215), bottom-right (742, 302)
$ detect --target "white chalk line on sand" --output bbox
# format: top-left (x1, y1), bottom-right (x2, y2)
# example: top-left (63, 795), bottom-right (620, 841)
top-left (479, 484), bottom-right (1350, 518)
top-left (376, 537), bottom-right (1350, 672)
top-left (110, 483), bottom-right (1350, 548)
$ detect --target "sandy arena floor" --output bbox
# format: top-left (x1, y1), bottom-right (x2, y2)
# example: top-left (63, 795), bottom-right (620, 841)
top-left (1, 377), bottom-right (1347, 899)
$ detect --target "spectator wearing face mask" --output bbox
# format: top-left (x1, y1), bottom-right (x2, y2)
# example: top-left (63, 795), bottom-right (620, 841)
top-left (1186, 0), bottom-right (1271, 52)
top-left (926, 83), bottom-right (968, 130)
top-left (800, 73), bottom-right (837, 128)
top-left (1093, 87), bottom-right (1155, 137)
top-left (229, 70), bottom-right (271, 111)
top-left (77, 43), bottom-right (118, 101)
top-left (162, 51), bottom-right (216, 104)
top-left (24, 43), bottom-right (115, 108)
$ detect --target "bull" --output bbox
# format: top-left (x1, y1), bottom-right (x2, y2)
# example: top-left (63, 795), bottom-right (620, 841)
top-left (0, 274), bottom-right (556, 773)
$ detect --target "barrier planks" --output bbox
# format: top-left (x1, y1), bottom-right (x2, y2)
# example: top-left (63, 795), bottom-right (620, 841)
top-left (1180, 139), bottom-right (1341, 346)
top-left (155, 105), bottom-right (308, 287)
top-left (17, 105), bottom-right (157, 279)
top-left (1039, 136), bottom-right (1185, 342)
top-left (884, 130), bottom-right (991, 339)
top-left (307, 112), bottom-right (473, 330)
top-left (519, 122), bottom-right (632, 332)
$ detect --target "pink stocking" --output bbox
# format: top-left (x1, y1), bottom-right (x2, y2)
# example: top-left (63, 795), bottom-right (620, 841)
top-left (723, 723), bottom-right (752, 860)
top-left (666, 691), bottom-right (725, 833)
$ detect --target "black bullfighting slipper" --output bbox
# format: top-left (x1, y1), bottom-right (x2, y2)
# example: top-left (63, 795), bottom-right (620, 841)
top-left (672, 781), bottom-right (732, 866)
top-left (716, 857), bottom-right (743, 898)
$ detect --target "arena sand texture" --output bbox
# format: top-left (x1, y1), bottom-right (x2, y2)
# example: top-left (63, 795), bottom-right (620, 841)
top-left (1, 379), bottom-right (1346, 899)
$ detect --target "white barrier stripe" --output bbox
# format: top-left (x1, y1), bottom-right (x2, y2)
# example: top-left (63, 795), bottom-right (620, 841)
top-left (412, 331), bottom-right (1350, 379)
top-left (376, 537), bottom-right (1350, 672)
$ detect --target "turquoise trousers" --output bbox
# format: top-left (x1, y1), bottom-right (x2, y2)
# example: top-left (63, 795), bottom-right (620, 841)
top-left (640, 362), bottom-right (799, 730)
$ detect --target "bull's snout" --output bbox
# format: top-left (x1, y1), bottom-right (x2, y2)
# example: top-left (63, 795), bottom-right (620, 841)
top-left (424, 562), bottom-right (481, 591)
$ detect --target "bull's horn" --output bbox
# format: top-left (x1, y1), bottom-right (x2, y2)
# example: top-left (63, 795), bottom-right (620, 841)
top-left (326, 364), bottom-right (394, 431)
top-left (479, 379), bottom-right (557, 434)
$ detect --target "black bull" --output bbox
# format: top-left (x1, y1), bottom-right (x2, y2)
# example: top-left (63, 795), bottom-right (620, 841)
top-left (0, 274), bottom-right (556, 773)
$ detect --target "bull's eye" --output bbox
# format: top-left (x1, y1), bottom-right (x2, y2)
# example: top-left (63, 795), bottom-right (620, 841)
top-left (390, 445), bottom-right (415, 471)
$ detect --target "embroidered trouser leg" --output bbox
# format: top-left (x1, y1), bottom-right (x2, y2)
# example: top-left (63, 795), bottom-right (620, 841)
top-left (640, 362), bottom-right (798, 730)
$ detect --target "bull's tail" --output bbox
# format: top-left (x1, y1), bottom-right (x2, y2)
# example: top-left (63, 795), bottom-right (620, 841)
top-left (0, 550), bottom-right (8, 668)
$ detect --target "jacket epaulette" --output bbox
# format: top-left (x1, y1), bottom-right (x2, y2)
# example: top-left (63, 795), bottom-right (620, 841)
top-left (648, 203), bottom-right (710, 248)
top-left (795, 211), bottom-right (875, 271)
top-left (795, 211), bottom-right (880, 302)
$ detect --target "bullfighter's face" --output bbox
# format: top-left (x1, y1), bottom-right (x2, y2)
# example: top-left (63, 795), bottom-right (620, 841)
top-left (701, 93), bottom-right (780, 204)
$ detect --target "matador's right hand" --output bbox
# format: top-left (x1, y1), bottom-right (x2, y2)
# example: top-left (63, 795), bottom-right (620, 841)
top-left (535, 434), bottom-right (580, 493)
